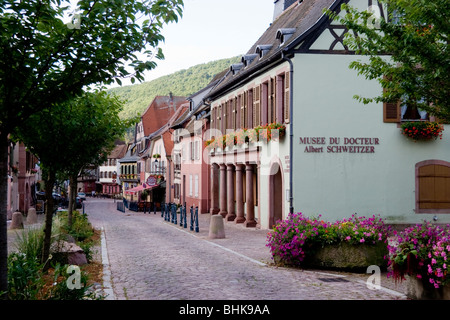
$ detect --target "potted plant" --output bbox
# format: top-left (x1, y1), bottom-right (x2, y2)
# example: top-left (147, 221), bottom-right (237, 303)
top-left (388, 222), bottom-right (450, 299)
top-left (153, 153), bottom-right (161, 159)
top-left (401, 121), bottom-right (444, 141)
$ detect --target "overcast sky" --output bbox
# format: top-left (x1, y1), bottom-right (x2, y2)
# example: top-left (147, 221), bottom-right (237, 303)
top-left (128, 0), bottom-right (275, 86)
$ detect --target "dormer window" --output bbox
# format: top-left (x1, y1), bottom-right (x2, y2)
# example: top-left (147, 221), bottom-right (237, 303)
top-left (241, 54), bottom-right (258, 67)
top-left (276, 28), bottom-right (296, 45)
top-left (230, 63), bottom-right (244, 75)
top-left (256, 45), bottom-right (272, 59)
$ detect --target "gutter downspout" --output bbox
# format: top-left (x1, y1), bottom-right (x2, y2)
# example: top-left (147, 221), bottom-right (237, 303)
top-left (282, 52), bottom-right (294, 215)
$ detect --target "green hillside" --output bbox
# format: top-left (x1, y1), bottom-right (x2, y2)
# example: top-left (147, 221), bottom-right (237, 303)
top-left (109, 56), bottom-right (240, 119)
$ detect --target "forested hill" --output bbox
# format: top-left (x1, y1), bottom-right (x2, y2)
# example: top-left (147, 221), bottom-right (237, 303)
top-left (108, 56), bottom-right (240, 119)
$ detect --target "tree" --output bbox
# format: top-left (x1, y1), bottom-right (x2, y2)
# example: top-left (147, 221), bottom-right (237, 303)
top-left (327, 0), bottom-right (449, 121)
top-left (14, 90), bottom-right (134, 269)
top-left (0, 0), bottom-right (183, 296)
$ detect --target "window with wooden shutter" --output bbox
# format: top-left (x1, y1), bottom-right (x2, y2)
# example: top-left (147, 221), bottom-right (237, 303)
top-left (383, 100), bottom-right (401, 123)
top-left (284, 71), bottom-right (290, 123)
top-left (235, 97), bottom-right (240, 130)
top-left (247, 89), bottom-right (253, 129)
top-left (218, 104), bottom-right (223, 134)
top-left (269, 78), bottom-right (276, 124)
top-left (243, 92), bottom-right (247, 129)
top-left (416, 161), bottom-right (450, 212)
top-left (382, 76), bottom-right (401, 123)
top-left (253, 85), bottom-right (261, 127)
top-left (261, 82), bottom-right (269, 125)
top-left (240, 93), bottom-right (245, 129)
top-left (211, 108), bottom-right (216, 132)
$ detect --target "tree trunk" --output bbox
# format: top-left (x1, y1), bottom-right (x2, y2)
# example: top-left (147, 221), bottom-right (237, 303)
top-left (42, 169), bottom-right (55, 270)
top-left (0, 133), bottom-right (10, 299)
top-left (67, 174), bottom-right (77, 229)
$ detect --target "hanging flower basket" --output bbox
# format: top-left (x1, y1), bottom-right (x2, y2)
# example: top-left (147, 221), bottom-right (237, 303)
top-left (401, 121), bottom-right (444, 141)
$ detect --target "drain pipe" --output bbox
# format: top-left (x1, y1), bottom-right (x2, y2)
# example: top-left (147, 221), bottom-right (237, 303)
top-left (282, 52), bottom-right (294, 215)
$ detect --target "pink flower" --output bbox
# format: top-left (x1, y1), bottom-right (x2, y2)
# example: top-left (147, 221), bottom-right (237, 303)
top-left (431, 258), bottom-right (437, 265)
top-left (345, 236), bottom-right (351, 241)
top-left (360, 238), bottom-right (365, 243)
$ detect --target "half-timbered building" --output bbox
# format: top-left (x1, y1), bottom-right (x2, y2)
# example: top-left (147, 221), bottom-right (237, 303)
top-left (205, 0), bottom-right (450, 228)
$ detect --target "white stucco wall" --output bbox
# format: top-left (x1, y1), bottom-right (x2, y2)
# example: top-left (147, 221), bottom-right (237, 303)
top-left (292, 54), bottom-right (450, 224)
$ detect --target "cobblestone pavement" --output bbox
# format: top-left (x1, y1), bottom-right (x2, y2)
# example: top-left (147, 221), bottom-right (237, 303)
top-left (82, 198), bottom-right (408, 301)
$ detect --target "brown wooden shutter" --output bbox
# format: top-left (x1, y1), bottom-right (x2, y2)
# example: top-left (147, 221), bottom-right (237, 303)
top-left (284, 71), bottom-right (290, 124)
top-left (247, 89), bottom-right (253, 128)
top-left (253, 85), bottom-right (261, 127)
top-left (240, 93), bottom-right (245, 129)
top-left (383, 101), bottom-right (401, 122)
top-left (418, 164), bottom-right (450, 210)
top-left (219, 104), bottom-right (223, 134)
top-left (382, 76), bottom-right (400, 122)
top-left (211, 107), bottom-right (216, 132)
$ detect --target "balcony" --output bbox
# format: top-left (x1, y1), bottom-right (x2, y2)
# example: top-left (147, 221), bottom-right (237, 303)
top-left (119, 174), bottom-right (139, 182)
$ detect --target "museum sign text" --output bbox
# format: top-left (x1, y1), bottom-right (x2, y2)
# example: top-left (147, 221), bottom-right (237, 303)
top-left (299, 137), bottom-right (380, 154)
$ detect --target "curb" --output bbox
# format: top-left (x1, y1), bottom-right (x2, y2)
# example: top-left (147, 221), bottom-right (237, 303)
top-left (101, 227), bottom-right (116, 300)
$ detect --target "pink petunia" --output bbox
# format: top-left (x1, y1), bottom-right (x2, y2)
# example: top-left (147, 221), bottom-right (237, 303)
top-left (360, 238), bottom-right (365, 243)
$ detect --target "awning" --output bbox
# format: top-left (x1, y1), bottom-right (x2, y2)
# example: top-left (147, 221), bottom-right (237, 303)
top-left (125, 183), bottom-right (158, 194)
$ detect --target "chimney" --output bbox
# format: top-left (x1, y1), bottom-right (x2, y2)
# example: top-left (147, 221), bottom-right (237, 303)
top-left (273, 0), bottom-right (299, 21)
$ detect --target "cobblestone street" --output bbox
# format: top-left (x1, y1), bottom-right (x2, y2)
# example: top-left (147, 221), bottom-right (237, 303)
top-left (84, 198), bottom-right (408, 301)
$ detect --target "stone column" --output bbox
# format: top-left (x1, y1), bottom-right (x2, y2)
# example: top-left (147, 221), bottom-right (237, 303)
top-left (209, 164), bottom-right (220, 215)
top-left (218, 164), bottom-right (227, 218)
top-left (245, 164), bottom-right (257, 227)
top-left (226, 164), bottom-right (236, 221)
top-left (235, 164), bottom-right (245, 224)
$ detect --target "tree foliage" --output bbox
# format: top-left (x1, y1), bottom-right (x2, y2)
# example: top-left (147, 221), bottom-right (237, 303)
top-left (0, 0), bottom-right (183, 296)
top-left (327, 0), bottom-right (449, 122)
top-left (13, 90), bottom-right (134, 267)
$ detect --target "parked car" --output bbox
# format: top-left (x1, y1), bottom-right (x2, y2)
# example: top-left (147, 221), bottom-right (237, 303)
top-left (77, 192), bottom-right (86, 200)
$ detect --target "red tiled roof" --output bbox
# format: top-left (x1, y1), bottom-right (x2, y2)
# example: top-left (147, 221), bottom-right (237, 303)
top-left (141, 95), bottom-right (187, 136)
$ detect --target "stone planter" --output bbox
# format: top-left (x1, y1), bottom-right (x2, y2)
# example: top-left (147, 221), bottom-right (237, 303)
top-left (302, 242), bottom-right (388, 272)
top-left (407, 276), bottom-right (450, 300)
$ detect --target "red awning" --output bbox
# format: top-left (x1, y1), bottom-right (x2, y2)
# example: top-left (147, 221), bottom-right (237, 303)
top-left (125, 183), bottom-right (158, 194)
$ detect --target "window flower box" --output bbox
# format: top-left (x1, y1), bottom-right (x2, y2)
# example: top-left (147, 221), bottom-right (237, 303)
top-left (401, 121), bottom-right (444, 141)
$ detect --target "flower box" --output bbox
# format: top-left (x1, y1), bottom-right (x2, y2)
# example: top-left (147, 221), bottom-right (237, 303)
top-left (267, 213), bottom-right (391, 272)
top-left (302, 241), bottom-right (388, 272)
top-left (407, 276), bottom-right (450, 300)
top-left (401, 121), bottom-right (444, 141)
